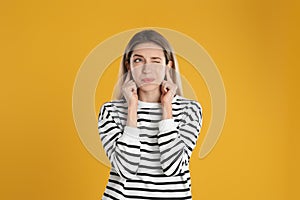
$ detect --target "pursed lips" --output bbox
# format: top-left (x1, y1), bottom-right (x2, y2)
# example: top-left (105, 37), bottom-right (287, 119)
top-left (141, 78), bottom-right (155, 83)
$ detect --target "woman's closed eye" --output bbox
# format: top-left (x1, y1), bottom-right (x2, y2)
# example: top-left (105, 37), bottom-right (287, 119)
top-left (152, 60), bottom-right (161, 63)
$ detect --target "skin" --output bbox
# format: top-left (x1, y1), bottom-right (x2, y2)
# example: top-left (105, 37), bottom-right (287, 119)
top-left (122, 42), bottom-right (178, 127)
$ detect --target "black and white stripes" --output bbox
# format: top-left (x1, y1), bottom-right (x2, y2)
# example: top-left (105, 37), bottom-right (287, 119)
top-left (98, 95), bottom-right (202, 199)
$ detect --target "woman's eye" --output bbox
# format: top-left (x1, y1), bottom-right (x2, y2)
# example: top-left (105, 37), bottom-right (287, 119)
top-left (134, 58), bottom-right (142, 63)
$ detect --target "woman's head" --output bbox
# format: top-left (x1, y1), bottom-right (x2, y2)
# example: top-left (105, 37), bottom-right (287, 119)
top-left (115, 29), bottom-right (183, 99)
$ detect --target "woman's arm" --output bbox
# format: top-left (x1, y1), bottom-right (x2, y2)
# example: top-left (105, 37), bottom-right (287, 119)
top-left (126, 104), bottom-right (138, 127)
top-left (158, 101), bottom-right (202, 176)
top-left (98, 102), bottom-right (140, 179)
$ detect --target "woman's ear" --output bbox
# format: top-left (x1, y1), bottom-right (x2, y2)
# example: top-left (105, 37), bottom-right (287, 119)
top-left (125, 61), bottom-right (130, 71)
top-left (165, 60), bottom-right (174, 81)
top-left (167, 60), bottom-right (173, 68)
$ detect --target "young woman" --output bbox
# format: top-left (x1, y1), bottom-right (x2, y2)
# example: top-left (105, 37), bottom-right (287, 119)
top-left (98, 29), bottom-right (203, 200)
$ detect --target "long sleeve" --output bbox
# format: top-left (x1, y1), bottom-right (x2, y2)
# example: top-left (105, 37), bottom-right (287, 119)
top-left (157, 101), bottom-right (202, 176)
top-left (98, 102), bottom-right (141, 179)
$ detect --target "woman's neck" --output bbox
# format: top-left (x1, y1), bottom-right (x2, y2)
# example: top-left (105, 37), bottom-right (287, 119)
top-left (138, 89), bottom-right (161, 103)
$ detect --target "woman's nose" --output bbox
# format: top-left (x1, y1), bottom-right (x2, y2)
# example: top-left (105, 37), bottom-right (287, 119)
top-left (142, 63), bottom-right (151, 73)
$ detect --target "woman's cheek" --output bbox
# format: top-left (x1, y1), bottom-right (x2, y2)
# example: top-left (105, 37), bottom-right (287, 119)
top-left (157, 71), bottom-right (165, 83)
top-left (131, 68), bottom-right (140, 83)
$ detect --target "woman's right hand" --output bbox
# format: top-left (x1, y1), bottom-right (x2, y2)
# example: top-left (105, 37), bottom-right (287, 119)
top-left (122, 71), bottom-right (138, 108)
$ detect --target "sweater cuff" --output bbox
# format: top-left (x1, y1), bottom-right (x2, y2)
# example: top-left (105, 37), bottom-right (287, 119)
top-left (158, 118), bottom-right (177, 132)
top-left (123, 126), bottom-right (140, 140)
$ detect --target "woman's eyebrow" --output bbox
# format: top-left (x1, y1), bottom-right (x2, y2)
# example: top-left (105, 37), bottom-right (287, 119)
top-left (132, 54), bottom-right (144, 57)
top-left (150, 57), bottom-right (162, 60)
top-left (132, 54), bottom-right (162, 60)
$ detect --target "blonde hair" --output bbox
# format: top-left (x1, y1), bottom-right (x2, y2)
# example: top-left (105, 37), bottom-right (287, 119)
top-left (114, 29), bottom-right (183, 99)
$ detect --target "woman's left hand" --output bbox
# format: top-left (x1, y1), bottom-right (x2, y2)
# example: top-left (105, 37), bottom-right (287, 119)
top-left (160, 64), bottom-right (177, 106)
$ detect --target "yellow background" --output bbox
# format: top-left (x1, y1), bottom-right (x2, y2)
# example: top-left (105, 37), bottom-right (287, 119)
top-left (1, 0), bottom-right (299, 199)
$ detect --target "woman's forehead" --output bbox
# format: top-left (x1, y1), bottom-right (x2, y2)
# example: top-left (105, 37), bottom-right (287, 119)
top-left (132, 42), bottom-right (164, 56)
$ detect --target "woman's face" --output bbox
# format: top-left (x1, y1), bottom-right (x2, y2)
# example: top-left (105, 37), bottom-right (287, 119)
top-left (129, 42), bottom-right (167, 92)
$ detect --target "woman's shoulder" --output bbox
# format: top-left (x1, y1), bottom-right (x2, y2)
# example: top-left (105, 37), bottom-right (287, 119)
top-left (99, 98), bottom-right (127, 111)
top-left (174, 95), bottom-right (203, 124)
top-left (174, 95), bottom-right (202, 110)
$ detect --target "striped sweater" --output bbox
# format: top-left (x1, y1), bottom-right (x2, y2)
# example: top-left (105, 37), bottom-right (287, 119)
top-left (98, 94), bottom-right (203, 200)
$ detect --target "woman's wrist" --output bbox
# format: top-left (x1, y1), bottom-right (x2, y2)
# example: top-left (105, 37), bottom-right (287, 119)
top-left (126, 105), bottom-right (138, 127)
top-left (162, 103), bottom-right (173, 119)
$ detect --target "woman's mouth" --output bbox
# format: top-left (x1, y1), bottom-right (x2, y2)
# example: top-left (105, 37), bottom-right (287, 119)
top-left (141, 78), bottom-right (155, 83)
